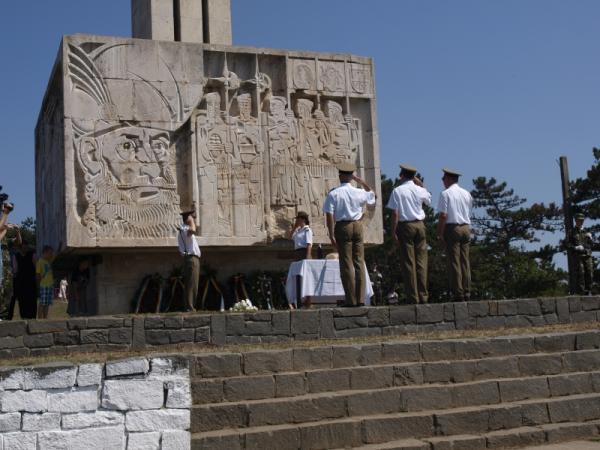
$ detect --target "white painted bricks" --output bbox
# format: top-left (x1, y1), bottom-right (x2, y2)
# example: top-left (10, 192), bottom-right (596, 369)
top-left (61, 411), bottom-right (124, 429)
top-left (21, 413), bottom-right (61, 431)
top-left (76, 364), bottom-right (103, 387)
top-left (106, 358), bottom-right (149, 377)
top-left (165, 380), bottom-right (191, 408)
top-left (0, 358), bottom-right (190, 449)
top-left (126, 409), bottom-right (191, 432)
top-left (162, 430), bottom-right (191, 450)
top-left (127, 431), bottom-right (161, 449)
top-left (102, 380), bottom-right (164, 410)
top-left (0, 413), bottom-right (21, 432)
top-left (37, 427), bottom-right (126, 450)
top-left (0, 390), bottom-right (47, 412)
top-left (3, 431), bottom-right (37, 449)
top-left (47, 387), bottom-right (99, 413)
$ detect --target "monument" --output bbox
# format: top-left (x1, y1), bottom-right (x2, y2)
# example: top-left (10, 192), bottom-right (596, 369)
top-left (35, 0), bottom-right (382, 314)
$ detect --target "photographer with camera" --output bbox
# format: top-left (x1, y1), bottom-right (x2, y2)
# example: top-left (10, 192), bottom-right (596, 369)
top-left (0, 193), bottom-right (15, 290)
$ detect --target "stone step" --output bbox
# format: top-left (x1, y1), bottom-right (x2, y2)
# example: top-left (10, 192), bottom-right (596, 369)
top-left (192, 347), bottom-right (600, 404)
top-left (191, 391), bottom-right (600, 449)
top-left (333, 421), bottom-right (600, 449)
top-left (191, 370), bottom-right (600, 432)
top-left (191, 330), bottom-right (600, 379)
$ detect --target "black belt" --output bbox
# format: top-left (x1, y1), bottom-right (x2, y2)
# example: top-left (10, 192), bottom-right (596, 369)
top-left (399, 219), bottom-right (423, 223)
top-left (336, 218), bottom-right (361, 224)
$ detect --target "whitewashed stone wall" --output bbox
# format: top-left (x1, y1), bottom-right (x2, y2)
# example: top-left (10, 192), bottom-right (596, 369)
top-left (0, 357), bottom-right (191, 449)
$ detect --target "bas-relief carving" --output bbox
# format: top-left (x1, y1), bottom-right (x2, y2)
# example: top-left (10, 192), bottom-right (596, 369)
top-left (61, 39), bottom-right (375, 247)
top-left (66, 42), bottom-right (196, 244)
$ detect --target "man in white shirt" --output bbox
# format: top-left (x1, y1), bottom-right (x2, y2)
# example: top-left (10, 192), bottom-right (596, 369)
top-left (178, 208), bottom-right (201, 311)
top-left (386, 164), bottom-right (432, 304)
top-left (323, 162), bottom-right (376, 306)
top-left (436, 168), bottom-right (473, 301)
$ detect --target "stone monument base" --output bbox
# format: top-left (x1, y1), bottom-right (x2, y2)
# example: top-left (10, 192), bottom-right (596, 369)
top-left (80, 246), bottom-right (301, 315)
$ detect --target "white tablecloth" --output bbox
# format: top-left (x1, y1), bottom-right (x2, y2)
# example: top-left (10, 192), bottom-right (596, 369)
top-left (285, 259), bottom-right (373, 306)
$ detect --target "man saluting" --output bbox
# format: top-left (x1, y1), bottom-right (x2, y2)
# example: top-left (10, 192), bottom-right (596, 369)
top-left (387, 164), bottom-right (432, 304)
top-left (436, 168), bottom-right (473, 302)
top-left (323, 163), bottom-right (376, 306)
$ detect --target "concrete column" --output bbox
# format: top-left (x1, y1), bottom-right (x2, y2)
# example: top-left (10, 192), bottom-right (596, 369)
top-left (131, 0), bottom-right (175, 41)
top-left (178, 0), bottom-right (204, 43)
top-left (205, 0), bottom-right (232, 45)
top-left (131, 0), bottom-right (231, 44)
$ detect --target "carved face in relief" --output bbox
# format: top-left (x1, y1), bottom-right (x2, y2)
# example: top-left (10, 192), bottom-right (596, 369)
top-left (326, 101), bottom-right (344, 124)
top-left (77, 124), bottom-right (180, 238)
top-left (296, 99), bottom-right (314, 120)
top-left (95, 126), bottom-right (175, 194)
top-left (205, 92), bottom-right (222, 125)
top-left (237, 94), bottom-right (253, 122)
top-left (269, 97), bottom-right (288, 122)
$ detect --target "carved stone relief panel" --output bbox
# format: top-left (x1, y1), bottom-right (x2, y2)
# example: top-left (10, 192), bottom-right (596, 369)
top-left (64, 41), bottom-right (205, 245)
top-left (40, 36), bottom-right (380, 249)
top-left (319, 61), bottom-right (346, 94)
top-left (292, 59), bottom-right (316, 91)
top-left (348, 62), bottom-right (372, 95)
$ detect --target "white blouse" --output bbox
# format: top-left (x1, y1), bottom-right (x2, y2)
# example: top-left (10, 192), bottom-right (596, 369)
top-left (292, 225), bottom-right (313, 250)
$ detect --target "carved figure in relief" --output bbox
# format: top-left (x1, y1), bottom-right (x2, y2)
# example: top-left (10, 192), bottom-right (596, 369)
top-left (295, 99), bottom-right (320, 160)
top-left (294, 62), bottom-right (314, 90)
top-left (268, 97), bottom-right (297, 205)
top-left (231, 93), bottom-right (264, 237)
top-left (196, 92), bottom-right (225, 237)
top-left (325, 101), bottom-right (359, 164)
top-left (67, 43), bottom-right (186, 240)
top-left (77, 125), bottom-right (181, 239)
top-left (313, 110), bottom-right (332, 159)
top-left (320, 64), bottom-right (345, 92)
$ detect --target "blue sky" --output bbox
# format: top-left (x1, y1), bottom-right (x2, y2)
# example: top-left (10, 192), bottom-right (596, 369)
top-left (0, 0), bottom-right (598, 228)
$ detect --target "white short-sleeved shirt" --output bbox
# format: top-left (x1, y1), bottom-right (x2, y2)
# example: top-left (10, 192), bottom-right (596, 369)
top-left (292, 225), bottom-right (313, 249)
top-left (386, 180), bottom-right (431, 222)
top-left (323, 183), bottom-right (376, 221)
top-left (178, 224), bottom-right (201, 257)
top-left (437, 183), bottom-right (472, 224)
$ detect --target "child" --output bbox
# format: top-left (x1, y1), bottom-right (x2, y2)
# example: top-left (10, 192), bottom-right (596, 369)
top-left (36, 245), bottom-right (54, 319)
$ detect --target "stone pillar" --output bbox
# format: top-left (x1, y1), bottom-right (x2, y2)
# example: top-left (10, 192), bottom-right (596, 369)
top-left (131, 0), bottom-right (232, 45)
top-left (131, 0), bottom-right (175, 41)
top-left (178, 0), bottom-right (204, 43)
top-left (204, 0), bottom-right (232, 45)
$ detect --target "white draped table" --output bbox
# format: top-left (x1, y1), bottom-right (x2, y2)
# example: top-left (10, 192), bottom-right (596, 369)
top-left (285, 259), bottom-right (373, 306)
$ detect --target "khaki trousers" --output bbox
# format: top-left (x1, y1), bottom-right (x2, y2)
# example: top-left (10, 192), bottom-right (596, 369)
top-left (444, 224), bottom-right (471, 301)
top-left (183, 255), bottom-right (200, 309)
top-left (575, 254), bottom-right (593, 294)
top-left (397, 220), bottom-right (428, 303)
top-left (334, 220), bottom-right (365, 306)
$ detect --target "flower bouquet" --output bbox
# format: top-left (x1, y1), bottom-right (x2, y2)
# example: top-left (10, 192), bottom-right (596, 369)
top-left (229, 299), bottom-right (258, 312)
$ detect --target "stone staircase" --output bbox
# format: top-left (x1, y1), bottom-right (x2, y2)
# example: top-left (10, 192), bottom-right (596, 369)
top-left (189, 329), bottom-right (600, 449)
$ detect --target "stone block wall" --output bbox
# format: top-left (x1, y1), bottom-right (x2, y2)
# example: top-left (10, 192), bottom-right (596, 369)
top-left (0, 297), bottom-right (598, 358)
top-left (0, 357), bottom-right (191, 449)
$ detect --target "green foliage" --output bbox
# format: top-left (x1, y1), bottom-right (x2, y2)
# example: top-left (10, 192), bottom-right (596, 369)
top-left (571, 148), bottom-right (600, 235)
top-left (570, 148), bottom-right (600, 289)
top-left (469, 177), bottom-right (565, 299)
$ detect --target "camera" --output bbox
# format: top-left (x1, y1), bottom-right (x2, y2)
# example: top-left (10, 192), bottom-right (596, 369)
top-left (0, 186), bottom-right (13, 213)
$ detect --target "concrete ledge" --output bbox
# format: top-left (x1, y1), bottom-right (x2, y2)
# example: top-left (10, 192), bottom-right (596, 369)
top-left (0, 296), bottom-right (598, 358)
